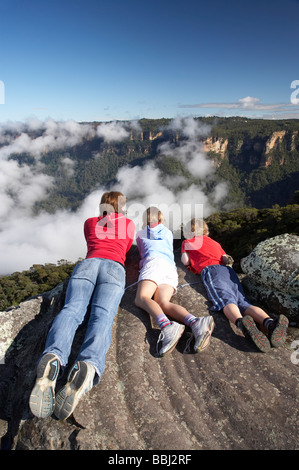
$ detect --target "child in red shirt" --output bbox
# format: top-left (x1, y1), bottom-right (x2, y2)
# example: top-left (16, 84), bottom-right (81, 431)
top-left (181, 218), bottom-right (288, 353)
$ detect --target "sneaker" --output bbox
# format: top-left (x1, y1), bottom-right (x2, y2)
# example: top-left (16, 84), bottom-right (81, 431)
top-left (157, 321), bottom-right (185, 357)
top-left (240, 316), bottom-right (271, 353)
top-left (54, 361), bottom-right (95, 420)
top-left (192, 316), bottom-right (215, 352)
top-left (29, 353), bottom-right (60, 418)
top-left (267, 314), bottom-right (289, 348)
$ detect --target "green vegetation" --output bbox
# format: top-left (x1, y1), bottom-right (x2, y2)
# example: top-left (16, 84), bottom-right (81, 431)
top-left (0, 260), bottom-right (77, 311)
top-left (206, 204), bottom-right (299, 271)
top-left (23, 116), bottom-right (298, 212)
top-left (1, 204), bottom-right (298, 311)
top-left (1, 117), bottom-right (298, 310)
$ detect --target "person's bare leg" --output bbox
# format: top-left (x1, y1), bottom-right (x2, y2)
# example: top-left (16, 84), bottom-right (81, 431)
top-left (223, 303), bottom-right (242, 324)
top-left (155, 284), bottom-right (214, 353)
top-left (135, 282), bottom-right (185, 356)
top-left (223, 304), bottom-right (271, 352)
top-left (244, 305), bottom-right (269, 327)
top-left (153, 284), bottom-right (190, 322)
top-left (135, 280), bottom-right (162, 321)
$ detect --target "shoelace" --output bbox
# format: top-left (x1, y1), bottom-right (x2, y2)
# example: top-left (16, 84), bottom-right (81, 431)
top-left (183, 321), bottom-right (213, 354)
top-left (183, 332), bottom-right (194, 354)
top-left (156, 330), bottom-right (166, 355)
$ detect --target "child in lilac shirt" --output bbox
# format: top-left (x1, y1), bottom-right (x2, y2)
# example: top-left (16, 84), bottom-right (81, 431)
top-left (135, 207), bottom-right (214, 357)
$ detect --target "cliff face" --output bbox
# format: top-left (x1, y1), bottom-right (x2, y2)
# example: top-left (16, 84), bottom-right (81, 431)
top-left (0, 243), bottom-right (298, 451)
top-left (202, 136), bottom-right (229, 160)
top-left (129, 124), bottom-right (299, 173)
top-left (6, 118), bottom-right (299, 213)
top-left (202, 130), bottom-right (299, 168)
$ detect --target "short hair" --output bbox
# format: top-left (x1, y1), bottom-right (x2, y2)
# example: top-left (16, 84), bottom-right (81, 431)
top-left (143, 206), bottom-right (165, 227)
top-left (184, 218), bottom-right (209, 238)
top-left (99, 191), bottom-right (127, 215)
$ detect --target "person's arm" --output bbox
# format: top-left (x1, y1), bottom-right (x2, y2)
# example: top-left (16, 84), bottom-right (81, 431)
top-left (126, 219), bottom-right (135, 252)
top-left (181, 251), bottom-right (190, 266)
top-left (222, 254), bottom-right (234, 266)
top-left (181, 239), bottom-right (191, 266)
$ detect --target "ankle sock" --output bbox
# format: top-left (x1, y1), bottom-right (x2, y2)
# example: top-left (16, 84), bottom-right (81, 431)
top-left (156, 313), bottom-right (171, 329)
top-left (184, 314), bottom-right (198, 328)
top-left (263, 317), bottom-right (274, 330)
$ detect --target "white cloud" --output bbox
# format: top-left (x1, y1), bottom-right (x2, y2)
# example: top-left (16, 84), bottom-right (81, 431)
top-left (0, 187), bottom-right (105, 274)
top-left (0, 118), bottom-right (97, 274)
top-left (0, 117), bottom-right (227, 274)
top-left (96, 121), bottom-right (130, 142)
top-left (159, 117), bottom-right (214, 178)
top-left (114, 117), bottom-right (227, 233)
top-left (179, 96), bottom-right (299, 117)
top-left (61, 156), bottom-right (75, 177)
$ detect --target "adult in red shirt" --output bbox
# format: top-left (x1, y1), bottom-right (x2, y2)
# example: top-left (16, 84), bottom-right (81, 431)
top-left (30, 191), bottom-right (135, 420)
top-left (181, 218), bottom-right (288, 353)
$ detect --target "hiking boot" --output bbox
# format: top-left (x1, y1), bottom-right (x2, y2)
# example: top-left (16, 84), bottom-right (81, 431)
top-left (29, 353), bottom-right (60, 418)
top-left (192, 316), bottom-right (215, 352)
top-left (54, 361), bottom-right (95, 420)
top-left (267, 314), bottom-right (289, 348)
top-left (157, 321), bottom-right (185, 357)
top-left (240, 316), bottom-right (271, 353)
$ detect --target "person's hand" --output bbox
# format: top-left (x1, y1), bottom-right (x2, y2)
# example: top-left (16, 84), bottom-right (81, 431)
top-left (222, 254), bottom-right (234, 266)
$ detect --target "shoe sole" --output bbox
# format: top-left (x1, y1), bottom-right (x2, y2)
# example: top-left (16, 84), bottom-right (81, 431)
top-left (159, 325), bottom-right (185, 357)
top-left (270, 315), bottom-right (289, 348)
top-left (29, 354), bottom-right (60, 418)
top-left (242, 316), bottom-right (271, 353)
top-left (195, 317), bottom-right (215, 353)
top-left (54, 361), bottom-right (88, 420)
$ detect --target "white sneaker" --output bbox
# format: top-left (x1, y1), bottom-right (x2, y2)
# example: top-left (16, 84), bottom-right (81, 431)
top-left (185, 316), bottom-right (215, 353)
top-left (54, 361), bottom-right (95, 420)
top-left (157, 321), bottom-right (185, 357)
top-left (29, 353), bottom-right (60, 418)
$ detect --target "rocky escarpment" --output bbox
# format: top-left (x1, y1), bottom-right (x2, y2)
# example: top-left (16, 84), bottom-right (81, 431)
top-left (0, 244), bottom-right (298, 451)
top-left (130, 123), bottom-right (299, 166)
top-left (202, 130), bottom-right (299, 169)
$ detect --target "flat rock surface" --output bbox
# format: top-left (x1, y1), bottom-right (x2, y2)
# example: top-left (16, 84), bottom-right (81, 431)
top-left (0, 247), bottom-right (298, 450)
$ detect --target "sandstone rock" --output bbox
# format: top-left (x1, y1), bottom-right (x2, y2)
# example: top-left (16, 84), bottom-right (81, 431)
top-left (0, 246), bottom-right (298, 451)
top-left (241, 234), bottom-right (299, 324)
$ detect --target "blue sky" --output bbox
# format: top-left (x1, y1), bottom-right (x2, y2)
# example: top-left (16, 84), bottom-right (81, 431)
top-left (1, 0), bottom-right (299, 123)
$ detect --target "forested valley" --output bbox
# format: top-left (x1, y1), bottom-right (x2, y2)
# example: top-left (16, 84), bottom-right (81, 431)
top-left (1, 116), bottom-right (298, 310)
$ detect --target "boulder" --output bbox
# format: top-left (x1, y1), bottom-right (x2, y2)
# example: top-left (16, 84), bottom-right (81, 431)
top-left (0, 246), bottom-right (298, 451)
top-left (241, 234), bottom-right (299, 325)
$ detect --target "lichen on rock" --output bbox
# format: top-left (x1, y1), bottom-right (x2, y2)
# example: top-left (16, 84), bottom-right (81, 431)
top-left (241, 234), bottom-right (299, 324)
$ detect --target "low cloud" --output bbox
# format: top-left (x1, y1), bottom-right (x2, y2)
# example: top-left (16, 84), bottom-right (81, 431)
top-left (0, 117), bottom-right (226, 274)
top-left (96, 120), bottom-right (139, 142)
top-left (113, 117), bottom-right (227, 233)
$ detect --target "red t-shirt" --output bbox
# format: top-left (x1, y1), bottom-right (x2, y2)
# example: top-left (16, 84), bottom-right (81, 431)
top-left (84, 213), bottom-right (135, 266)
top-left (181, 235), bottom-right (226, 274)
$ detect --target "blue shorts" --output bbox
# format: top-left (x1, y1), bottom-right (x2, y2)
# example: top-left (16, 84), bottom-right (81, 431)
top-left (201, 265), bottom-right (251, 314)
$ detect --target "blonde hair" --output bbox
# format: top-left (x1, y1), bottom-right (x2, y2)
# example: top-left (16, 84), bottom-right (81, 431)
top-left (99, 191), bottom-right (127, 215)
top-left (143, 206), bottom-right (165, 227)
top-left (184, 218), bottom-right (209, 239)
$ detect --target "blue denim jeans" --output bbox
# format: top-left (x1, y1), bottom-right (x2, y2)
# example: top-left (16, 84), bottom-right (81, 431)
top-left (43, 257), bottom-right (125, 384)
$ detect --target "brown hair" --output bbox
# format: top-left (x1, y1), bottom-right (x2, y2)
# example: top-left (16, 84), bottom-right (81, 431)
top-left (99, 191), bottom-right (127, 215)
top-left (143, 206), bottom-right (165, 227)
top-left (185, 218), bottom-right (209, 238)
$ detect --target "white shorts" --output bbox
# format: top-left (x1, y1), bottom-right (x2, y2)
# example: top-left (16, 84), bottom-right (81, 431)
top-left (138, 257), bottom-right (178, 292)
